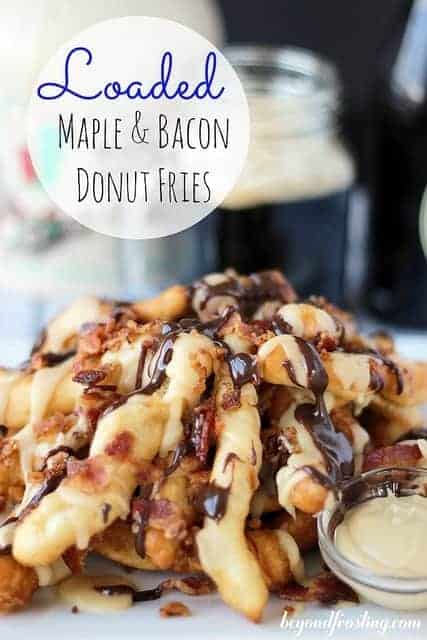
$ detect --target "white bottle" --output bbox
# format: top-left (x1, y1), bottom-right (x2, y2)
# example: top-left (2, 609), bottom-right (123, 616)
top-left (0, 0), bottom-right (224, 288)
top-left (0, 1), bottom-right (224, 366)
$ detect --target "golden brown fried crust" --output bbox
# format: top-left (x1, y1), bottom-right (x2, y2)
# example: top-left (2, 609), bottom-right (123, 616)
top-left (133, 285), bottom-right (190, 321)
top-left (92, 519), bottom-right (201, 573)
top-left (360, 398), bottom-right (424, 447)
top-left (160, 601), bottom-right (191, 617)
top-left (247, 530), bottom-right (291, 592)
top-left (268, 510), bottom-right (318, 553)
top-left (92, 519), bottom-right (157, 570)
top-left (0, 555), bottom-right (38, 614)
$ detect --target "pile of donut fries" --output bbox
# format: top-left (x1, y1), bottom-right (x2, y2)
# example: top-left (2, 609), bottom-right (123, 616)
top-left (0, 269), bottom-right (426, 620)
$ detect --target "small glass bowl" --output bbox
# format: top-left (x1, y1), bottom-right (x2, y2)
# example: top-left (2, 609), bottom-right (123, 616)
top-left (318, 466), bottom-right (427, 610)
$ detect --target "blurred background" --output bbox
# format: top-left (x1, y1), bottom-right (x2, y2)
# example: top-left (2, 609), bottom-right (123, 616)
top-left (0, 0), bottom-right (426, 364)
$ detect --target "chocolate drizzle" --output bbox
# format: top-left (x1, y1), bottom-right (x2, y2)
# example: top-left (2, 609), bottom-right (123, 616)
top-left (23, 470), bottom-right (66, 516)
top-left (191, 271), bottom-right (296, 320)
top-left (95, 584), bottom-right (163, 602)
top-left (101, 307), bottom-right (251, 418)
top-left (396, 428), bottom-right (427, 443)
top-left (40, 446), bottom-right (76, 471)
top-left (39, 350), bottom-right (77, 367)
top-left (271, 315), bottom-right (292, 336)
top-left (291, 338), bottom-right (354, 485)
top-left (0, 544), bottom-right (12, 555)
top-left (227, 353), bottom-right (259, 388)
top-left (101, 502), bottom-right (112, 524)
top-left (195, 483), bottom-right (230, 520)
top-left (348, 345), bottom-right (403, 395)
top-left (135, 344), bottom-right (148, 390)
top-left (132, 496), bottom-right (152, 559)
top-left (0, 515), bottom-right (18, 528)
top-left (164, 440), bottom-right (192, 477)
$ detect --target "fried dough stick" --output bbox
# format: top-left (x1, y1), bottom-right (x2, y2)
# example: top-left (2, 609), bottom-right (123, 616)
top-left (259, 335), bottom-right (378, 403)
top-left (13, 332), bottom-right (217, 567)
top-left (273, 303), bottom-right (344, 347)
top-left (273, 389), bottom-right (330, 516)
top-left (258, 334), bottom-right (427, 407)
top-left (258, 341), bottom-right (369, 515)
top-left (0, 285), bottom-right (189, 432)
top-left (0, 359), bottom-right (80, 432)
top-left (275, 398), bottom-right (368, 515)
top-left (360, 396), bottom-right (425, 447)
top-left (196, 364), bottom-right (268, 622)
top-left (33, 285), bottom-right (188, 356)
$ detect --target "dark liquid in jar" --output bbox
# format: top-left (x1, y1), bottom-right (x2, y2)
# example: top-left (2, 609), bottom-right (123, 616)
top-left (367, 97), bottom-right (427, 327)
top-left (214, 189), bottom-right (350, 305)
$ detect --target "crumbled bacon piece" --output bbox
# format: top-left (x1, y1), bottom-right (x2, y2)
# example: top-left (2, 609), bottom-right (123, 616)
top-left (133, 498), bottom-right (187, 541)
top-left (189, 399), bottom-right (216, 465)
top-left (221, 391), bottom-right (241, 411)
top-left (160, 601), bottom-right (191, 617)
top-left (104, 431), bottom-right (134, 460)
top-left (73, 369), bottom-right (107, 386)
top-left (67, 457), bottom-right (108, 490)
top-left (362, 443), bottom-right (422, 472)
top-left (279, 572), bottom-right (358, 605)
top-left (161, 575), bottom-right (216, 596)
top-left (78, 323), bottom-right (109, 356)
top-left (33, 413), bottom-right (75, 439)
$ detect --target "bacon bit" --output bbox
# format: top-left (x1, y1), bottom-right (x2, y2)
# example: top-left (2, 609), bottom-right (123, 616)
top-left (63, 546), bottom-right (86, 574)
top-left (133, 498), bottom-right (187, 541)
top-left (362, 443), bottom-right (422, 472)
top-left (78, 323), bottom-right (109, 356)
top-left (105, 431), bottom-right (134, 459)
top-left (84, 407), bottom-right (102, 434)
top-left (316, 334), bottom-right (339, 352)
top-left (73, 369), bottom-right (107, 386)
top-left (67, 457), bottom-right (109, 490)
top-left (221, 390), bottom-right (241, 411)
top-left (281, 603), bottom-right (306, 619)
top-left (34, 413), bottom-right (75, 439)
top-left (160, 601), bottom-right (191, 618)
top-left (161, 575), bottom-right (216, 596)
top-left (279, 572), bottom-right (358, 605)
top-left (189, 399), bottom-right (216, 465)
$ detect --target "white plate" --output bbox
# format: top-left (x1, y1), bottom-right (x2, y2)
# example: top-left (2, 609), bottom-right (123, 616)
top-left (1, 333), bottom-right (427, 638)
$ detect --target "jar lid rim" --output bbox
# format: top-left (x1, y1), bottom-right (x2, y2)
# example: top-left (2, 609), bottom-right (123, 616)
top-left (223, 45), bottom-right (339, 99)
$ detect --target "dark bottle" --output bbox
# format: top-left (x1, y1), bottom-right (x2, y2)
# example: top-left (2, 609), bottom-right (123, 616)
top-left (214, 46), bottom-right (354, 305)
top-left (368, 0), bottom-right (427, 327)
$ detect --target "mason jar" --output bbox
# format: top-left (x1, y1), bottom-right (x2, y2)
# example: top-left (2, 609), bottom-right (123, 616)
top-left (215, 45), bottom-right (355, 304)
